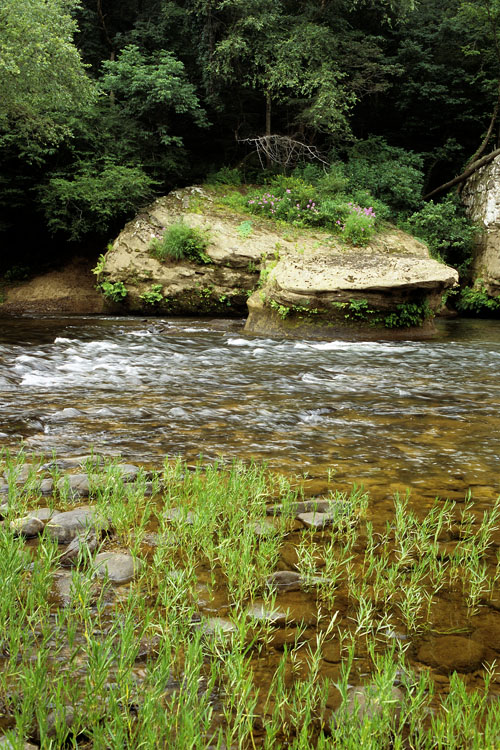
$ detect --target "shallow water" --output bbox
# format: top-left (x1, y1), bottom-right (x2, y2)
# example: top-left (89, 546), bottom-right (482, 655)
top-left (2, 315), bottom-right (500, 744)
top-left (1, 315), bottom-right (499, 506)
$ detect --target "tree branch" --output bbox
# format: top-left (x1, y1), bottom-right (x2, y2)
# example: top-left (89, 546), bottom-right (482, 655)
top-left (424, 146), bottom-right (500, 201)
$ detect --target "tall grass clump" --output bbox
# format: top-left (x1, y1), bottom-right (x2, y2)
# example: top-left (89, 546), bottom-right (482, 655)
top-left (149, 222), bottom-right (210, 263)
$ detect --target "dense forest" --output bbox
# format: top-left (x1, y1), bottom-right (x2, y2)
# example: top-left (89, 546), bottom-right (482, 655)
top-left (1, 0), bottom-right (499, 277)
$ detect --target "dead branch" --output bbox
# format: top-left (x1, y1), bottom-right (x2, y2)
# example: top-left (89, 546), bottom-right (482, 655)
top-left (238, 135), bottom-right (329, 170)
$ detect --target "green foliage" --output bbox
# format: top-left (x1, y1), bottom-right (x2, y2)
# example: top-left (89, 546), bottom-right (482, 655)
top-left (149, 223), bottom-right (210, 264)
top-left (140, 284), bottom-right (165, 306)
top-left (38, 160), bottom-right (155, 240)
top-left (456, 284), bottom-right (500, 314)
top-left (341, 204), bottom-right (377, 245)
top-left (0, 0), bottom-right (96, 147)
top-left (338, 298), bottom-right (433, 327)
top-left (269, 299), bottom-right (290, 319)
top-left (237, 221), bottom-right (253, 238)
top-left (404, 198), bottom-right (478, 274)
top-left (98, 281), bottom-right (128, 303)
top-left (382, 301), bottom-right (433, 328)
top-left (344, 137), bottom-right (425, 216)
top-left (3, 265), bottom-right (30, 282)
top-left (208, 166), bottom-right (243, 185)
top-left (91, 254), bottom-right (107, 278)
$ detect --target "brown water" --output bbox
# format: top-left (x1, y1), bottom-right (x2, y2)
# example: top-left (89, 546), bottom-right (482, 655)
top-left (1, 314), bottom-right (499, 507)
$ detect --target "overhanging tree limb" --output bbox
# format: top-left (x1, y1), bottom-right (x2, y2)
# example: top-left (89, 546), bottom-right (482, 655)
top-left (423, 146), bottom-right (500, 200)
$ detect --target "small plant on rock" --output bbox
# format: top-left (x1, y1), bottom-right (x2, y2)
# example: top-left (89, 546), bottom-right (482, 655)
top-left (140, 284), bottom-right (165, 306)
top-left (98, 280), bottom-right (128, 303)
top-left (149, 222), bottom-right (211, 264)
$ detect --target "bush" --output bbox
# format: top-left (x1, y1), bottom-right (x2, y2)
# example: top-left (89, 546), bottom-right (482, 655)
top-left (99, 280), bottom-right (128, 302)
top-left (403, 198), bottom-right (478, 274)
top-left (150, 223), bottom-right (210, 264)
top-left (344, 137), bottom-right (425, 215)
top-left (456, 284), bottom-right (500, 314)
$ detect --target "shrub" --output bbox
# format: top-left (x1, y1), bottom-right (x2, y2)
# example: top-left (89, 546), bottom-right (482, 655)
top-left (208, 166), bottom-right (243, 185)
top-left (99, 280), bottom-right (128, 302)
top-left (456, 284), bottom-right (500, 314)
top-left (140, 284), bottom-right (164, 305)
top-left (403, 198), bottom-right (478, 275)
top-left (150, 222), bottom-right (210, 264)
top-left (341, 204), bottom-right (377, 245)
top-left (344, 137), bottom-right (425, 215)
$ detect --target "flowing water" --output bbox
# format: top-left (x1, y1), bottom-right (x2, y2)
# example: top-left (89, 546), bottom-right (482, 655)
top-left (1, 314), bottom-right (499, 507)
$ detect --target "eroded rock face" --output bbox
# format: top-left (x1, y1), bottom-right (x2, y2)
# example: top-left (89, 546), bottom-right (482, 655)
top-left (101, 187), bottom-right (262, 315)
top-left (102, 186), bottom-right (456, 330)
top-left (245, 249), bottom-right (458, 339)
top-left (462, 157), bottom-right (500, 296)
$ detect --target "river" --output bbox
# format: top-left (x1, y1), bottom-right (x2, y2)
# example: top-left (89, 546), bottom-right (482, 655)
top-left (1, 314), bottom-right (499, 510)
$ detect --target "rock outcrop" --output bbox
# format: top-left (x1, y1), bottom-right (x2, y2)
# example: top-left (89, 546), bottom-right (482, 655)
top-left (462, 156), bottom-right (500, 295)
top-left (245, 242), bottom-right (458, 339)
top-left (100, 186), bottom-right (458, 336)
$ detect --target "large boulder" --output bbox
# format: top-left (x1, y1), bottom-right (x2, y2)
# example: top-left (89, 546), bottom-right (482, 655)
top-left (245, 244), bottom-right (458, 339)
top-left (100, 186), bottom-right (267, 315)
top-left (462, 156), bottom-right (500, 295)
top-left (102, 185), bottom-right (458, 334)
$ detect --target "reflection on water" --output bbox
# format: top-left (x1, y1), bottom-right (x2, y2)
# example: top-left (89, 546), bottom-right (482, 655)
top-left (1, 315), bottom-right (499, 505)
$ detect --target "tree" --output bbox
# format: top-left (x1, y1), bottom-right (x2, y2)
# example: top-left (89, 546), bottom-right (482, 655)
top-left (0, 0), bottom-right (96, 148)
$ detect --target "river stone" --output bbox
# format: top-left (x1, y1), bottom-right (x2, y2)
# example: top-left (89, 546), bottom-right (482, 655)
top-left (336, 685), bottom-right (404, 721)
top-left (163, 507), bottom-right (195, 524)
top-left (57, 474), bottom-right (91, 499)
top-left (266, 500), bottom-right (331, 517)
top-left (297, 510), bottom-right (340, 530)
top-left (0, 737), bottom-right (37, 749)
top-left (32, 705), bottom-right (75, 741)
top-left (39, 478), bottom-right (54, 495)
top-left (59, 529), bottom-right (98, 566)
top-left (249, 519), bottom-right (278, 537)
top-left (45, 506), bottom-right (109, 543)
top-left (266, 571), bottom-right (303, 591)
top-left (3, 464), bottom-right (32, 485)
top-left (108, 463), bottom-right (140, 482)
top-left (322, 640), bottom-right (341, 663)
top-left (93, 552), bottom-right (141, 583)
top-left (246, 603), bottom-right (288, 626)
top-left (10, 515), bottom-right (44, 538)
top-left (417, 636), bottom-right (485, 674)
top-left (198, 617), bottom-right (239, 636)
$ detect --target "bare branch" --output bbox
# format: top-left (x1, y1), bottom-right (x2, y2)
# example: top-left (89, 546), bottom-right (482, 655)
top-left (238, 135), bottom-right (329, 170)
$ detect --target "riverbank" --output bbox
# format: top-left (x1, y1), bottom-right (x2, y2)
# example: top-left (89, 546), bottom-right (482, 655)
top-left (0, 450), bottom-right (499, 747)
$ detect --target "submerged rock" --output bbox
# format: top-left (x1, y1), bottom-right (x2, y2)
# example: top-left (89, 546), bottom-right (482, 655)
top-left (59, 529), bottom-right (98, 566)
top-left (266, 571), bottom-right (303, 592)
top-left (335, 685), bottom-right (404, 721)
top-left (56, 474), bottom-right (91, 499)
top-left (417, 636), bottom-right (485, 674)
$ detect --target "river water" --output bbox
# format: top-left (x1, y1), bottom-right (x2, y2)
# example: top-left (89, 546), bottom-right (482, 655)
top-left (1, 314), bottom-right (499, 509)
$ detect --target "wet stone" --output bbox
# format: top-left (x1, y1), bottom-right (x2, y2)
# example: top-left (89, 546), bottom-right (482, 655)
top-left (57, 474), bottom-right (91, 499)
top-left (337, 685), bottom-right (404, 721)
top-left (10, 515), bottom-right (44, 538)
top-left (266, 500), bottom-right (331, 517)
top-left (93, 552), bottom-right (141, 584)
top-left (0, 737), bottom-right (38, 749)
top-left (113, 464), bottom-right (140, 482)
top-left (322, 640), bottom-right (341, 663)
top-left (297, 510), bottom-right (337, 530)
top-left (45, 506), bottom-right (109, 544)
top-left (417, 636), bottom-right (485, 674)
top-left (163, 507), bottom-right (195, 524)
top-left (51, 570), bottom-right (74, 605)
top-left (266, 571), bottom-right (302, 592)
top-left (246, 603), bottom-right (287, 626)
top-left (39, 478), bottom-right (54, 496)
top-left (3, 464), bottom-right (32, 485)
top-left (249, 519), bottom-right (278, 537)
top-left (198, 617), bottom-right (239, 636)
top-left (59, 530), bottom-right (98, 567)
